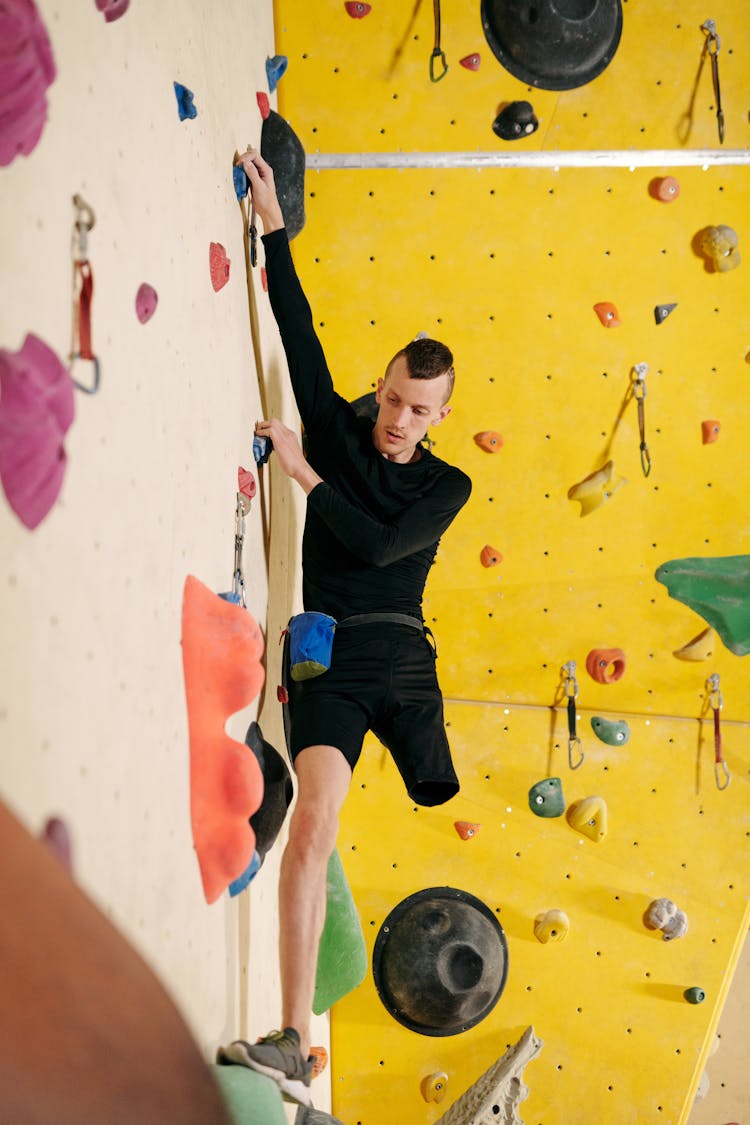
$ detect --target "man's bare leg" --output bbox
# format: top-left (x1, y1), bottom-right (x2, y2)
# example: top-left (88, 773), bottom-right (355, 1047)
top-left (279, 744), bottom-right (352, 1058)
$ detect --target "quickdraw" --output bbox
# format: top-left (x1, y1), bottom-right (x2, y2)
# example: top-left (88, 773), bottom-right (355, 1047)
top-left (707, 673), bottom-right (731, 790)
top-left (69, 194), bottom-right (101, 394)
top-left (631, 362), bottom-right (652, 477)
top-left (563, 660), bottom-right (584, 770)
top-left (430, 0), bottom-right (448, 82)
top-left (229, 492), bottom-right (248, 608)
top-left (701, 19), bottom-right (724, 144)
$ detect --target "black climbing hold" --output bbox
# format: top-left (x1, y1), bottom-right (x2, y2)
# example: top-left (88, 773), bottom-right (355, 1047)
top-left (481, 0), bottom-right (623, 91)
top-left (245, 721), bottom-right (293, 862)
top-left (260, 109), bottom-right (306, 240)
top-left (492, 100), bottom-right (538, 140)
top-left (654, 303), bottom-right (677, 325)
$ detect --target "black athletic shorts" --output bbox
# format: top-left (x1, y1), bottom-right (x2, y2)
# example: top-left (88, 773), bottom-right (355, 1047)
top-left (287, 622), bottom-right (459, 808)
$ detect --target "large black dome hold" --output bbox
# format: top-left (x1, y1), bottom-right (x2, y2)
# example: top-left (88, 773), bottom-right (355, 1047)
top-left (372, 887), bottom-right (509, 1036)
top-left (481, 0), bottom-right (623, 91)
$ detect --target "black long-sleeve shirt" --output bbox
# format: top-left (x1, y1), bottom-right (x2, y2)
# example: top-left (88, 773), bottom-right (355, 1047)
top-left (263, 229), bottom-right (472, 622)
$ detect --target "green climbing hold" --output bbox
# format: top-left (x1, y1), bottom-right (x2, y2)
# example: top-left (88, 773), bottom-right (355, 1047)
top-left (683, 986), bottom-right (706, 1005)
top-left (528, 777), bottom-right (565, 818)
top-left (590, 716), bottom-right (630, 746)
top-left (655, 555), bottom-right (750, 656)
top-left (313, 848), bottom-right (367, 1015)
top-left (210, 1063), bottom-right (287, 1124)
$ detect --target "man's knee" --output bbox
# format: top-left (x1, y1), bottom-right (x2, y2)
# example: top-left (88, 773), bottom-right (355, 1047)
top-left (287, 797), bottom-right (339, 863)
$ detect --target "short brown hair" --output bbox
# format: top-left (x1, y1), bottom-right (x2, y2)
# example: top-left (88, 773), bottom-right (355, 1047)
top-left (386, 338), bottom-right (455, 403)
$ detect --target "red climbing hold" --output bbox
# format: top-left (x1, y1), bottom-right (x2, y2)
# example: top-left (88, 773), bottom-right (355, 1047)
top-left (238, 466), bottom-right (257, 501)
top-left (344, 1), bottom-right (371, 16)
top-left (649, 176), bottom-right (680, 202)
top-left (474, 430), bottom-right (503, 452)
top-left (256, 91), bottom-right (271, 121)
top-left (459, 53), bottom-right (481, 71)
top-left (260, 266), bottom-right (268, 292)
top-left (209, 242), bottom-right (231, 292)
top-left (454, 821), bottom-right (481, 840)
top-left (277, 684), bottom-right (289, 704)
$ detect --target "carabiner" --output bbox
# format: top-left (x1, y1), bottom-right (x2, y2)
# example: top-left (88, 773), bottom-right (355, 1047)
top-left (430, 48), bottom-right (448, 82)
top-left (69, 353), bottom-right (101, 395)
top-left (707, 673), bottom-right (731, 791)
top-left (563, 661), bottom-right (584, 770)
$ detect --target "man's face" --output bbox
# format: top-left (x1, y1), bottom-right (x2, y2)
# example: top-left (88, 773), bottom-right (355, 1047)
top-left (372, 356), bottom-right (452, 463)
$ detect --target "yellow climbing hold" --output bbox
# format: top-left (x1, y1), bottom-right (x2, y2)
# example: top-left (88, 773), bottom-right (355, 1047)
top-left (673, 626), bottom-right (715, 662)
top-left (566, 796), bottom-right (608, 842)
top-left (421, 1071), bottom-right (449, 1103)
top-left (533, 909), bottom-right (570, 944)
top-left (567, 460), bottom-right (626, 517)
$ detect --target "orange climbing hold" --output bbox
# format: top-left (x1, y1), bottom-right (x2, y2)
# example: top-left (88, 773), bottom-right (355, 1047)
top-left (309, 1046), bottom-right (328, 1077)
top-left (181, 575), bottom-right (265, 904)
top-left (593, 301), bottom-right (620, 327)
top-left (650, 176), bottom-right (680, 202)
top-left (474, 430), bottom-right (503, 452)
top-left (585, 647), bottom-right (626, 684)
top-left (480, 545), bottom-right (503, 568)
top-left (454, 820), bottom-right (481, 840)
top-left (701, 420), bottom-right (721, 444)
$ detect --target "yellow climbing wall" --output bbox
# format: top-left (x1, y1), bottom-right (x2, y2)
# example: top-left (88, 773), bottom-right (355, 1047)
top-left (273, 2), bottom-right (749, 1121)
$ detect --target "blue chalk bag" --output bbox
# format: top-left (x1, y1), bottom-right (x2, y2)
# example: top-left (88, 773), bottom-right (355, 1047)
top-left (288, 612), bottom-right (337, 682)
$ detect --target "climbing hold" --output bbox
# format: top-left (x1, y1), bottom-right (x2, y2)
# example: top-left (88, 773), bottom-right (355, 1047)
top-left (173, 81), bottom-right (197, 121)
top-left (209, 242), bottom-right (231, 292)
top-left (238, 467), bottom-right (256, 503)
top-left (702, 419), bottom-right (721, 444)
top-left (244, 721), bottom-right (293, 863)
top-left (654, 303), bottom-right (677, 325)
top-left (253, 434), bottom-right (273, 465)
top-left (590, 716), bottom-right (630, 746)
top-left (673, 626), bottom-right (715, 662)
top-left (698, 225), bottom-right (740, 272)
top-left (94, 0), bottom-right (130, 21)
top-left (40, 816), bottom-right (74, 873)
top-left (528, 777), bottom-right (565, 818)
top-left (261, 267), bottom-right (268, 292)
top-left (684, 987), bottom-right (705, 1005)
top-left (265, 54), bottom-right (288, 94)
top-left (480, 545), bottom-right (502, 568)
top-left (454, 821), bottom-right (480, 840)
top-left (0, 333), bottom-right (75, 530)
top-left (421, 1072), bottom-right (449, 1103)
top-left (308, 1047), bottom-right (328, 1079)
top-left (313, 849), bottom-right (368, 1014)
top-left (473, 430), bottom-right (503, 452)
top-left (256, 91), bottom-right (271, 120)
top-left (344, 1), bottom-right (371, 16)
top-left (210, 1064), bottom-right (288, 1124)
top-left (135, 283), bottom-right (158, 324)
top-left (277, 683), bottom-right (289, 704)
top-left (566, 796), bottom-right (607, 842)
top-left (232, 163), bottom-right (249, 202)
top-left (492, 100), bottom-right (538, 140)
top-left (586, 647), bottom-right (626, 684)
top-left (460, 53), bottom-right (481, 71)
top-left (434, 1026), bottom-right (543, 1123)
top-left (0, 0), bottom-right (56, 167)
top-left (644, 898), bottom-right (688, 940)
top-left (655, 555), bottom-right (750, 656)
top-left (593, 301), bottom-right (621, 327)
top-left (372, 886), bottom-right (508, 1035)
top-left (181, 575), bottom-right (265, 904)
top-left (261, 109), bottom-right (306, 240)
top-left (228, 850), bottom-right (261, 897)
top-left (649, 176), bottom-right (680, 202)
top-left (533, 909), bottom-right (569, 944)
top-left (568, 460), bottom-right (627, 517)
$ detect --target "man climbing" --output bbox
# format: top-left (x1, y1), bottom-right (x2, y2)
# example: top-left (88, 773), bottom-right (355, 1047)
top-left (218, 149), bottom-right (471, 1106)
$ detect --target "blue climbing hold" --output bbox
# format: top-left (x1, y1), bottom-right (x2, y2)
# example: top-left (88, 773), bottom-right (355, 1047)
top-left (233, 163), bottom-right (249, 202)
top-left (228, 850), bottom-right (261, 897)
top-left (253, 434), bottom-right (273, 466)
top-left (265, 55), bottom-right (288, 94)
top-left (173, 81), bottom-right (197, 121)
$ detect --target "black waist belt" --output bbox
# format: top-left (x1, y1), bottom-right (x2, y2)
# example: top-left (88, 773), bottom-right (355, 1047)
top-left (337, 612), bottom-right (424, 633)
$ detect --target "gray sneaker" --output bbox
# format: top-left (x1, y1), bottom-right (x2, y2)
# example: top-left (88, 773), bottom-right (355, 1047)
top-left (217, 1027), bottom-right (313, 1106)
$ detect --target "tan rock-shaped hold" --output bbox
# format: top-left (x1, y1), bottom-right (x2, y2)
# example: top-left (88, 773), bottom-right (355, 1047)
top-left (644, 897), bottom-right (676, 930)
top-left (662, 909), bottom-right (688, 941)
top-left (566, 796), bottom-right (607, 842)
top-left (533, 909), bottom-right (570, 944)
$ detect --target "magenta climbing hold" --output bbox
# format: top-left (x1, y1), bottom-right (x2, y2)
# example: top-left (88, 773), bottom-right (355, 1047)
top-left (460, 52), bottom-right (481, 70)
top-left (0, 334), bottom-right (74, 530)
top-left (0, 0), bottom-right (56, 167)
top-left (702, 419), bottom-right (721, 444)
top-left (94, 0), bottom-right (130, 21)
top-left (209, 242), bottom-right (230, 292)
top-left (593, 301), bottom-right (620, 327)
top-left (344, 1), bottom-right (371, 17)
top-left (238, 466), bottom-right (256, 502)
top-left (135, 283), bottom-right (158, 324)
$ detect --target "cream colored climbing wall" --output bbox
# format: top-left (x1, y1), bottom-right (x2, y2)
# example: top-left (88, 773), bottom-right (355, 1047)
top-left (274, 1), bottom-right (749, 1122)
